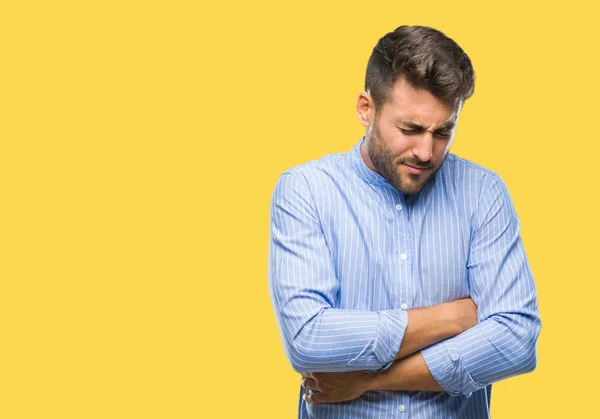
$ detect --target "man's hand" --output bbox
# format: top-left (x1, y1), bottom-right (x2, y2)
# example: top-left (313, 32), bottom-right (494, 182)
top-left (301, 371), bottom-right (375, 404)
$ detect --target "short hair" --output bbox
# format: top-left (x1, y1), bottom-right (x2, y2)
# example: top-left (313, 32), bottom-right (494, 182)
top-left (365, 25), bottom-right (475, 110)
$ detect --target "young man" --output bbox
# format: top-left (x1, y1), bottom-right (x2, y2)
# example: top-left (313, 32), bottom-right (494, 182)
top-left (269, 25), bottom-right (540, 418)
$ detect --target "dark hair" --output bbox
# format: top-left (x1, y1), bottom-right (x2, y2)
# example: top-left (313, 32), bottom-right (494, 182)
top-left (365, 25), bottom-right (475, 110)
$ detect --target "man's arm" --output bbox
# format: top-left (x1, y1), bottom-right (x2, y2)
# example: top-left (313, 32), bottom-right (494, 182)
top-left (395, 298), bottom-right (476, 360)
top-left (269, 171), bottom-right (477, 373)
top-left (303, 174), bottom-right (541, 402)
top-left (418, 174), bottom-right (541, 397)
top-left (302, 352), bottom-right (442, 404)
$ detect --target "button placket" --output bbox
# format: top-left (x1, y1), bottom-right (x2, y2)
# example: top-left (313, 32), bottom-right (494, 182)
top-left (395, 193), bottom-right (412, 321)
top-left (397, 193), bottom-right (413, 321)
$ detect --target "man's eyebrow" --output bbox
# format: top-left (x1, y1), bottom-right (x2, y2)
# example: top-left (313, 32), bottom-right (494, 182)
top-left (395, 119), bottom-right (423, 129)
top-left (395, 119), bottom-right (456, 131)
top-left (437, 122), bottom-right (456, 131)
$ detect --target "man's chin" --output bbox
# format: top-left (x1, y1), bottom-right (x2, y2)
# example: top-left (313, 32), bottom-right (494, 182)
top-left (394, 175), bottom-right (430, 195)
top-left (391, 180), bottom-right (421, 195)
top-left (400, 185), bottom-right (424, 195)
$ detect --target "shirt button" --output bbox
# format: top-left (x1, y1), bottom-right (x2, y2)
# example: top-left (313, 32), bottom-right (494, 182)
top-left (398, 404), bottom-right (406, 412)
top-left (451, 353), bottom-right (459, 361)
top-left (401, 303), bottom-right (408, 310)
top-left (395, 204), bottom-right (403, 211)
top-left (400, 253), bottom-right (408, 260)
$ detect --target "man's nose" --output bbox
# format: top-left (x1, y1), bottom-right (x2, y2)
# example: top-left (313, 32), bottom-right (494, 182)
top-left (411, 132), bottom-right (434, 163)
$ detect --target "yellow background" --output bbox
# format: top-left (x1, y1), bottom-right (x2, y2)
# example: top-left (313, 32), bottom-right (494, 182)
top-left (1, 1), bottom-right (598, 417)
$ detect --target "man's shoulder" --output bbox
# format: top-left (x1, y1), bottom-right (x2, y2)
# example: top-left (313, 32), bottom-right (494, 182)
top-left (442, 154), bottom-right (515, 210)
top-left (444, 153), bottom-right (495, 175)
top-left (280, 150), bottom-right (350, 183)
top-left (443, 153), bottom-right (502, 185)
top-left (271, 149), bottom-right (356, 209)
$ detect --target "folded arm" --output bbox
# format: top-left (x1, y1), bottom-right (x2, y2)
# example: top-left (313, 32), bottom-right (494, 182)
top-left (333, 174), bottom-right (541, 398)
top-left (419, 174), bottom-right (541, 397)
top-left (269, 171), bottom-right (476, 373)
top-left (302, 352), bottom-right (442, 404)
top-left (304, 174), bottom-right (541, 402)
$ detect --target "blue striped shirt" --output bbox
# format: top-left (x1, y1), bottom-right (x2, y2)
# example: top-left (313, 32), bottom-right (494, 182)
top-left (268, 137), bottom-right (541, 418)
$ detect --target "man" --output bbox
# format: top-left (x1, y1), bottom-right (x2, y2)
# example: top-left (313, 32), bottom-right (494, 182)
top-left (268, 25), bottom-right (541, 418)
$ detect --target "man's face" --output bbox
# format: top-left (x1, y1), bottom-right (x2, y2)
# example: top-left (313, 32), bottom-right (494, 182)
top-left (360, 78), bottom-right (461, 195)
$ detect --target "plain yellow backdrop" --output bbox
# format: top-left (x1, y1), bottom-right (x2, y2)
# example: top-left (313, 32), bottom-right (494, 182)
top-left (1, 0), bottom-right (598, 418)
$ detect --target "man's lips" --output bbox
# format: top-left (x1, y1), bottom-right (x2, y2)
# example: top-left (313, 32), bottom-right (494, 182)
top-left (402, 163), bottom-right (431, 174)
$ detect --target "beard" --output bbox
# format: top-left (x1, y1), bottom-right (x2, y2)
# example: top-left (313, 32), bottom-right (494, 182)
top-left (366, 119), bottom-right (443, 195)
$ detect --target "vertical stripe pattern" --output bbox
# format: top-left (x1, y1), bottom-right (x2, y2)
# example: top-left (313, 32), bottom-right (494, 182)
top-left (268, 137), bottom-right (541, 418)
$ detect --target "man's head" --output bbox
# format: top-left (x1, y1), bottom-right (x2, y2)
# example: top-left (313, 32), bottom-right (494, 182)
top-left (357, 25), bottom-right (475, 195)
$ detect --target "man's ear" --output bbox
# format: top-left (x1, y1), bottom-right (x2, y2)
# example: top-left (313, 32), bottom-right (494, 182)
top-left (356, 91), bottom-right (375, 128)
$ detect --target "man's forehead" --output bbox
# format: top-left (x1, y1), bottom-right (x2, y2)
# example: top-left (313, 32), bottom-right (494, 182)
top-left (378, 86), bottom-right (462, 123)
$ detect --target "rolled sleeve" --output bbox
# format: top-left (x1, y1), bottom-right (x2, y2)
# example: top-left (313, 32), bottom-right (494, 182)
top-left (422, 339), bottom-right (478, 397)
top-left (368, 309), bottom-right (409, 372)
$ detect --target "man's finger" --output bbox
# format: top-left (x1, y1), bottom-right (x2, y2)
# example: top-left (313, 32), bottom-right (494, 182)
top-left (304, 391), bottom-right (329, 404)
top-left (301, 378), bottom-right (318, 391)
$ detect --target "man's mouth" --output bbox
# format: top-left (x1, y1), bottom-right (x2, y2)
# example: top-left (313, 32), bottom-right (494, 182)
top-left (402, 163), bottom-right (431, 175)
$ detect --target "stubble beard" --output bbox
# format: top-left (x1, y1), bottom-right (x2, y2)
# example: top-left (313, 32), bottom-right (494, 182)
top-left (367, 120), bottom-right (441, 195)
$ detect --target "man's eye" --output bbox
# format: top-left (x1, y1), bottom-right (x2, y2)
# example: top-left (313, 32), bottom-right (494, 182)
top-left (400, 128), bottom-right (418, 135)
top-left (435, 132), bottom-right (451, 139)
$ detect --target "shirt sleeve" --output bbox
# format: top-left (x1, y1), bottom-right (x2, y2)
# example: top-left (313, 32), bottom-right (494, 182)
top-left (421, 174), bottom-right (541, 397)
top-left (268, 171), bottom-right (408, 373)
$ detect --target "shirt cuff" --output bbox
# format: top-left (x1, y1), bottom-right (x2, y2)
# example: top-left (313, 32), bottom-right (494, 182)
top-left (421, 339), bottom-right (478, 397)
top-left (367, 309), bottom-right (409, 372)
